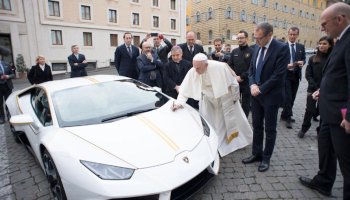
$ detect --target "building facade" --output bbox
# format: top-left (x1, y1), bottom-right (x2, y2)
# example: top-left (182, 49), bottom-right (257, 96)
top-left (0, 0), bottom-right (186, 74)
top-left (187, 0), bottom-right (328, 53)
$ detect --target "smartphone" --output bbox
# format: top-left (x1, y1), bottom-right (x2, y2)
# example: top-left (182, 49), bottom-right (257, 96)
top-left (150, 33), bottom-right (158, 37)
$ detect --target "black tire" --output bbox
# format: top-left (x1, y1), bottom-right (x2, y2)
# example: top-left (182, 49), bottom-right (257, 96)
top-left (42, 149), bottom-right (67, 200)
top-left (6, 109), bottom-right (21, 144)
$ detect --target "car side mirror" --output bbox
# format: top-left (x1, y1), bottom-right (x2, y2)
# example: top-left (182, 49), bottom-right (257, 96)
top-left (10, 114), bottom-right (34, 125)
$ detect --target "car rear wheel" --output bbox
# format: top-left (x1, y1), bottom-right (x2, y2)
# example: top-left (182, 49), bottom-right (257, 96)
top-left (42, 149), bottom-right (67, 200)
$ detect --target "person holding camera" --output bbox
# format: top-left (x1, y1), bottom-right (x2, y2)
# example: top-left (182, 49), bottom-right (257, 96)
top-left (210, 38), bottom-right (230, 63)
top-left (137, 41), bottom-right (163, 88)
top-left (280, 27), bottom-right (306, 129)
top-left (140, 33), bottom-right (173, 64)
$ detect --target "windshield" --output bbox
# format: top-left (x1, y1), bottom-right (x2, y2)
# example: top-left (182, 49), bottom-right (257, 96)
top-left (52, 80), bottom-right (169, 127)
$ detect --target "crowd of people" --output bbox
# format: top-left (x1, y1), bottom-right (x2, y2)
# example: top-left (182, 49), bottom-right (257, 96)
top-left (0, 1), bottom-right (349, 198)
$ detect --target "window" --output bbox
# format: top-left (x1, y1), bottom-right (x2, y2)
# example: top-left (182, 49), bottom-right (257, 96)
top-left (109, 9), bottom-right (117, 23)
top-left (51, 30), bottom-right (62, 45)
top-left (0, 0), bottom-right (11, 10)
top-left (131, 0), bottom-right (139, 3)
top-left (251, 0), bottom-right (258, 5)
top-left (208, 47), bottom-right (212, 54)
top-left (207, 7), bottom-right (213, 20)
top-left (197, 32), bottom-right (201, 40)
top-left (171, 19), bottom-right (176, 30)
top-left (81, 5), bottom-right (91, 20)
top-left (31, 88), bottom-right (52, 126)
top-left (283, 5), bottom-right (288, 13)
top-left (226, 30), bottom-right (231, 40)
top-left (132, 13), bottom-right (139, 25)
top-left (252, 33), bottom-right (255, 42)
top-left (262, 0), bottom-right (269, 7)
top-left (273, 2), bottom-right (278, 10)
top-left (273, 17), bottom-right (278, 27)
top-left (290, 7), bottom-right (295, 15)
top-left (153, 0), bottom-right (159, 7)
top-left (171, 39), bottom-right (176, 45)
top-left (48, 0), bottom-right (60, 17)
top-left (225, 7), bottom-right (233, 19)
top-left (153, 16), bottom-right (159, 28)
top-left (208, 30), bottom-right (213, 41)
top-left (196, 11), bottom-right (201, 22)
top-left (252, 12), bottom-right (257, 24)
top-left (170, 0), bottom-right (176, 10)
top-left (283, 20), bottom-right (287, 29)
top-left (263, 15), bottom-right (267, 22)
top-left (186, 16), bottom-right (190, 25)
top-left (133, 36), bottom-right (140, 47)
top-left (110, 34), bottom-right (118, 47)
top-left (51, 63), bottom-right (67, 71)
top-left (240, 10), bottom-right (246, 22)
top-left (83, 32), bottom-right (92, 46)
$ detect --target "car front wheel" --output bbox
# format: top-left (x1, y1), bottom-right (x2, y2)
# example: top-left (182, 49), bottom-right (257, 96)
top-left (42, 149), bottom-right (67, 200)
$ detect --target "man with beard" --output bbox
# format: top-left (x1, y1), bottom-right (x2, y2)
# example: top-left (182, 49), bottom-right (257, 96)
top-left (229, 30), bottom-right (254, 117)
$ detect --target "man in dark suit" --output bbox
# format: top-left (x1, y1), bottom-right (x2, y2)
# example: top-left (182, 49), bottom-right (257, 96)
top-left (114, 32), bottom-right (140, 80)
top-left (299, 3), bottom-right (350, 198)
top-left (281, 27), bottom-right (306, 128)
top-left (67, 45), bottom-right (88, 78)
top-left (210, 38), bottom-right (230, 62)
top-left (0, 47), bottom-right (15, 124)
top-left (178, 31), bottom-right (204, 63)
top-left (229, 30), bottom-right (254, 117)
top-left (242, 22), bottom-right (289, 172)
top-left (163, 46), bottom-right (192, 98)
top-left (137, 41), bottom-right (163, 88)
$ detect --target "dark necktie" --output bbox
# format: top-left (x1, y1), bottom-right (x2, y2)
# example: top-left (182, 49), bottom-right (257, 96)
top-left (127, 46), bottom-right (132, 57)
top-left (291, 44), bottom-right (296, 63)
top-left (255, 47), bottom-right (266, 84)
top-left (190, 46), bottom-right (193, 55)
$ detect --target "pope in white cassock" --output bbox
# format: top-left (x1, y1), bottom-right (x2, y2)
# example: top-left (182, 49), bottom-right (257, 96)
top-left (171, 53), bottom-right (253, 157)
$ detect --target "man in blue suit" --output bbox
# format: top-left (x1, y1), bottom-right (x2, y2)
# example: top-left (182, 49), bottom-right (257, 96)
top-left (242, 22), bottom-right (290, 172)
top-left (68, 45), bottom-right (88, 78)
top-left (114, 32), bottom-right (140, 79)
top-left (281, 27), bottom-right (306, 129)
top-left (0, 47), bottom-right (15, 124)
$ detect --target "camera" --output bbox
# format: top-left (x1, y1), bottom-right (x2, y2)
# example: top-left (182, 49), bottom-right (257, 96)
top-left (150, 33), bottom-right (158, 37)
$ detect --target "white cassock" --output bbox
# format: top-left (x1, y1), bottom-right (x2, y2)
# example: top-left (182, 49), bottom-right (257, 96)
top-left (176, 60), bottom-right (253, 157)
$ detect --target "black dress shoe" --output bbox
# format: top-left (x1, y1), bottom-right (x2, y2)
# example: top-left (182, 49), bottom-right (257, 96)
top-left (242, 155), bottom-right (262, 164)
top-left (281, 117), bottom-right (295, 123)
top-left (286, 120), bottom-right (292, 129)
top-left (298, 130), bottom-right (306, 138)
top-left (299, 176), bottom-right (332, 196)
top-left (258, 160), bottom-right (270, 172)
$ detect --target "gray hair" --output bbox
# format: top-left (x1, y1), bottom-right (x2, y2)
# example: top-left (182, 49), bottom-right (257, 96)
top-left (256, 22), bottom-right (273, 36)
top-left (171, 46), bottom-right (182, 54)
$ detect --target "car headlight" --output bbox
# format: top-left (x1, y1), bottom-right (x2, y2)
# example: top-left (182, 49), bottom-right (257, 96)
top-left (80, 160), bottom-right (134, 180)
top-left (200, 116), bottom-right (210, 137)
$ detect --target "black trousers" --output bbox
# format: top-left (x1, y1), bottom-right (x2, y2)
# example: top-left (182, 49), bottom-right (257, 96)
top-left (239, 83), bottom-right (251, 117)
top-left (301, 94), bottom-right (319, 133)
top-left (312, 121), bottom-right (350, 199)
top-left (281, 76), bottom-right (300, 120)
top-left (251, 97), bottom-right (279, 161)
top-left (0, 84), bottom-right (12, 119)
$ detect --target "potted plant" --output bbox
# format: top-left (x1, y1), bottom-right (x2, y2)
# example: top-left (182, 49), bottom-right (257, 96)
top-left (15, 54), bottom-right (28, 79)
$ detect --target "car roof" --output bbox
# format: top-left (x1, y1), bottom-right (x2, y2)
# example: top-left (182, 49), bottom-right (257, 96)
top-left (38, 75), bottom-right (130, 93)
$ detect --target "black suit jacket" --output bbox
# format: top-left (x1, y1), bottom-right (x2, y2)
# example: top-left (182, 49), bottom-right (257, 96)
top-left (287, 42), bottom-right (306, 80)
top-left (249, 39), bottom-right (290, 106)
top-left (178, 43), bottom-right (204, 62)
top-left (68, 53), bottom-right (88, 78)
top-left (27, 64), bottom-right (53, 84)
top-left (114, 44), bottom-right (140, 79)
top-left (152, 38), bottom-right (173, 64)
top-left (0, 61), bottom-right (14, 89)
top-left (137, 53), bottom-right (163, 88)
top-left (319, 28), bottom-right (350, 124)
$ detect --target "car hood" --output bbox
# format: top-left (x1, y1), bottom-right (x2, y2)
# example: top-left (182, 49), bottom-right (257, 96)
top-left (64, 103), bottom-right (205, 168)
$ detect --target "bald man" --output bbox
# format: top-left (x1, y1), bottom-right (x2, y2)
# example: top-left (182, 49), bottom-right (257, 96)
top-left (178, 31), bottom-right (205, 63)
top-left (299, 2), bottom-right (350, 198)
top-left (171, 53), bottom-right (253, 157)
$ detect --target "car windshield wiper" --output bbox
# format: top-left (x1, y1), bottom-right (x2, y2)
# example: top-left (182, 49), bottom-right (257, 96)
top-left (101, 108), bottom-right (156, 122)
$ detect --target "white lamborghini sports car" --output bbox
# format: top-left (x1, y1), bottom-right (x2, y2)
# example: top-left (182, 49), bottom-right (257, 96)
top-left (6, 75), bottom-right (220, 200)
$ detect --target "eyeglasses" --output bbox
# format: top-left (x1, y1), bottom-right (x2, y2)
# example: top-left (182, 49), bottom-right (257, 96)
top-left (254, 35), bottom-right (266, 40)
top-left (236, 37), bottom-right (246, 40)
top-left (321, 16), bottom-right (337, 28)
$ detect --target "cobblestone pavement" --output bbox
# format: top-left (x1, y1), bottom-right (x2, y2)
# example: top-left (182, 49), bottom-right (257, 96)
top-left (0, 66), bottom-right (344, 199)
